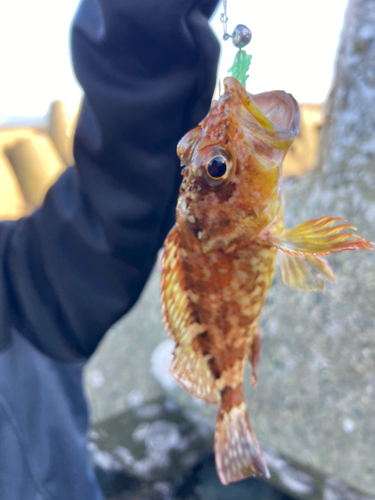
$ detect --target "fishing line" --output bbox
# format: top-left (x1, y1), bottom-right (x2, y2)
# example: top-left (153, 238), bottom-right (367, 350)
top-left (220, 0), bottom-right (252, 88)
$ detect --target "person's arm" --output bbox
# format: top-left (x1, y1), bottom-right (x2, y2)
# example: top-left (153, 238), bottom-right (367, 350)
top-left (0, 0), bottom-right (220, 361)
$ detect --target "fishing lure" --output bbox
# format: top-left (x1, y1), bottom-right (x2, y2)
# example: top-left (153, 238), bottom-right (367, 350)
top-left (220, 0), bottom-right (252, 87)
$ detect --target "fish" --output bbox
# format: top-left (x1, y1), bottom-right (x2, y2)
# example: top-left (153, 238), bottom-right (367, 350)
top-left (160, 77), bottom-right (373, 485)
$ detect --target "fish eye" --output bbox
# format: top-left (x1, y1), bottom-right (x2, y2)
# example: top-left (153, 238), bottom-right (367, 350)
top-left (206, 156), bottom-right (227, 180)
top-left (192, 144), bottom-right (236, 189)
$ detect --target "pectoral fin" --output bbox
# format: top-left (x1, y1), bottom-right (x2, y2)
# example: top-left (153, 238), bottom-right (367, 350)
top-left (261, 216), bottom-right (373, 291)
top-left (266, 217), bottom-right (373, 256)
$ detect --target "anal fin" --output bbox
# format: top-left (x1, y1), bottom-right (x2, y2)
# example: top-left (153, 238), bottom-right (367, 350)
top-left (170, 344), bottom-right (220, 404)
top-left (247, 327), bottom-right (260, 387)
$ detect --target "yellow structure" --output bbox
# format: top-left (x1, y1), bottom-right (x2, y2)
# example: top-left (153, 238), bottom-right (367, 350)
top-left (283, 103), bottom-right (323, 176)
top-left (0, 101), bottom-right (75, 220)
top-left (8, 136), bottom-right (66, 208)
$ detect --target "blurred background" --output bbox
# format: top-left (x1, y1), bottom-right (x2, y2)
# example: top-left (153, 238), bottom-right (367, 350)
top-left (1, 1), bottom-right (375, 499)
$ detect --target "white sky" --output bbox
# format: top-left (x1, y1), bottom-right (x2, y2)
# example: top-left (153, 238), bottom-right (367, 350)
top-left (0, 0), bottom-right (348, 121)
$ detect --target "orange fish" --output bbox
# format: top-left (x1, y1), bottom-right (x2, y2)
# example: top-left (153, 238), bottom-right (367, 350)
top-left (160, 77), bottom-right (373, 485)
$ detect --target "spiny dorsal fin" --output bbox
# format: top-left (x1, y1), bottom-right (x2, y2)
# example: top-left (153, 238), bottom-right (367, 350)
top-left (161, 225), bottom-right (220, 403)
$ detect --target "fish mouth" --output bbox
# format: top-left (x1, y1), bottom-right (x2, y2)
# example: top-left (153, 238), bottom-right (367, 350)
top-left (223, 77), bottom-right (300, 151)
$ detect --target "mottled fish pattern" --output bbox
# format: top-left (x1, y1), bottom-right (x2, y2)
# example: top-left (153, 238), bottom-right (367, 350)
top-left (161, 77), bottom-right (373, 485)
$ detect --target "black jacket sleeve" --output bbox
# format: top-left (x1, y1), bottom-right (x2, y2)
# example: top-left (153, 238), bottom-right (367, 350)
top-left (0, 0), bottom-right (220, 362)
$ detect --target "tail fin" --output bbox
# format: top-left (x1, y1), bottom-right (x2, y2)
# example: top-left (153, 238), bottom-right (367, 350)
top-left (214, 401), bottom-right (269, 485)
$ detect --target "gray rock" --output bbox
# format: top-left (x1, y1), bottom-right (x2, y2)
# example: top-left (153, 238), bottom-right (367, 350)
top-left (89, 397), bottom-right (213, 484)
top-left (85, 270), bottom-right (166, 422)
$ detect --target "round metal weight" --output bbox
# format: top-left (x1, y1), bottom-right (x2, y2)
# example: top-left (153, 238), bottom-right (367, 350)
top-left (231, 24), bottom-right (252, 48)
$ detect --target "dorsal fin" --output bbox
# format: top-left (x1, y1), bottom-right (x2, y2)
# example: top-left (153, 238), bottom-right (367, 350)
top-left (161, 225), bottom-right (220, 403)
